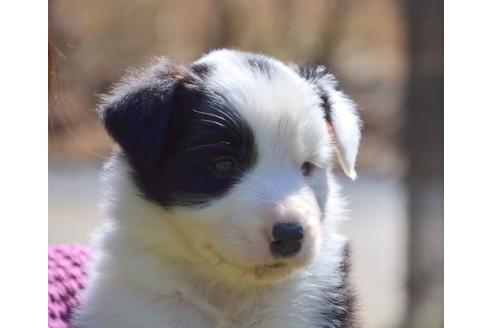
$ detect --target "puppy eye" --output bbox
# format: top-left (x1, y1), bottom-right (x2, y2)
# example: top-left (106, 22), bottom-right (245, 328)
top-left (211, 158), bottom-right (237, 176)
top-left (301, 162), bottom-right (314, 177)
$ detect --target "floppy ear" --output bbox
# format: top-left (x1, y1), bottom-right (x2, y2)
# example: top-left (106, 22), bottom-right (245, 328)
top-left (293, 65), bottom-right (362, 179)
top-left (98, 59), bottom-right (182, 169)
top-left (325, 88), bottom-right (361, 180)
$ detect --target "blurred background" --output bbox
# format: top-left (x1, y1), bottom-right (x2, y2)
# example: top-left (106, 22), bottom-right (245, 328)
top-left (48, 1), bottom-right (443, 327)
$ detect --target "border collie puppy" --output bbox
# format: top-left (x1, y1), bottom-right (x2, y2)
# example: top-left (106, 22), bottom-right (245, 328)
top-left (76, 49), bottom-right (362, 328)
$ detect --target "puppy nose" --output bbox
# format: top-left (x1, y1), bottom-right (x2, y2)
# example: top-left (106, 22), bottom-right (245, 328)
top-left (270, 223), bottom-right (304, 257)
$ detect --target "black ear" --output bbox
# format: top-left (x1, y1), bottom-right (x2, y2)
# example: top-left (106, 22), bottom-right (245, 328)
top-left (99, 59), bottom-right (182, 169)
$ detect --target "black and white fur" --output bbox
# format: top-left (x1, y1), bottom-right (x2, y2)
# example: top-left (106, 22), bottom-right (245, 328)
top-left (76, 49), bottom-right (362, 328)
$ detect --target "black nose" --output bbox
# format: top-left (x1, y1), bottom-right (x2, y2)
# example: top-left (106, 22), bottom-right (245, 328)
top-left (270, 223), bottom-right (304, 257)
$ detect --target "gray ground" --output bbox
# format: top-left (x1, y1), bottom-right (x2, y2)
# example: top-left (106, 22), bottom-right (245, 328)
top-left (49, 161), bottom-right (407, 328)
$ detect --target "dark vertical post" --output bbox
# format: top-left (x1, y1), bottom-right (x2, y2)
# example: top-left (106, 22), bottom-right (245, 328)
top-left (403, 0), bottom-right (443, 327)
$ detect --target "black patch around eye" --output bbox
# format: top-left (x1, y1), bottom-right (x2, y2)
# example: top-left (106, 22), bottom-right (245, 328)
top-left (129, 84), bottom-right (257, 208)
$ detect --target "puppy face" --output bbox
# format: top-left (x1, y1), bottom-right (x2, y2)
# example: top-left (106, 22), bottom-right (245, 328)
top-left (100, 50), bottom-right (360, 285)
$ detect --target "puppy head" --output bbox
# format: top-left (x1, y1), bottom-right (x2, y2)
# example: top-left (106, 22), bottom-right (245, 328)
top-left (100, 50), bottom-right (361, 285)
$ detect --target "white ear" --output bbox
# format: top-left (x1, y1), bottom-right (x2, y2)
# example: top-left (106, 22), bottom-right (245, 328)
top-left (290, 65), bottom-right (362, 179)
top-left (328, 89), bottom-right (361, 180)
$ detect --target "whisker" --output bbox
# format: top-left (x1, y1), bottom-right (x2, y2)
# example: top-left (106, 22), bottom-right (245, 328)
top-left (194, 107), bottom-right (243, 140)
top-left (200, 119), bottom-right (227, 129)
top-left (200, 119), bottom-right (237, 135)
top-left (213, 107), bottom-right (241, 131)
top-left (192, 109), bottom-right (229, 124)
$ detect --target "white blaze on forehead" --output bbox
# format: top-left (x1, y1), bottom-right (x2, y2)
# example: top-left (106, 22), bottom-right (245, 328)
top-left (196, 49), bottom-right (332, 168)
